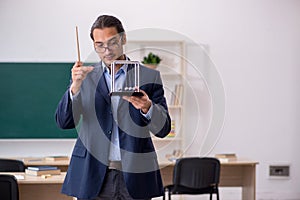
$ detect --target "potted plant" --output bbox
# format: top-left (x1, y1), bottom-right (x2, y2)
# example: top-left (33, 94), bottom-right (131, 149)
top-left (142, 52), bottom-right (162, 69)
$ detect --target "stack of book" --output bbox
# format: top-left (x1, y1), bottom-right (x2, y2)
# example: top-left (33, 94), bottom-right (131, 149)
top-left (167, 120), bottom-right (176, 137)
top-left (165, 149), bottom-right (183, 162)
top-left (215, 153), bottom-right (237, 162)
top-left (25, 166), bottom-right (61, 176)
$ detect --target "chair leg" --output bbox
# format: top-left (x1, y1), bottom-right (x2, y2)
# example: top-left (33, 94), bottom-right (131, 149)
top-left (210, 193), bottom-right (212, 200)
top-left (163, 188), bottom-right (171, 200)
top-left (163, 188), bottom-right (167, 200)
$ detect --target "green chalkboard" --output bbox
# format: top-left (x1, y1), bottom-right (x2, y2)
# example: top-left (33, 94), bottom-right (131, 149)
top-left (0, 63), bottom-right (78, 138)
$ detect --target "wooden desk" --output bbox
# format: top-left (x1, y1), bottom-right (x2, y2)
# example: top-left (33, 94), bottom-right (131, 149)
top-left (0, 172), bottom-right (72, 200)
top-left (160, 160), bottom-right (258, 200)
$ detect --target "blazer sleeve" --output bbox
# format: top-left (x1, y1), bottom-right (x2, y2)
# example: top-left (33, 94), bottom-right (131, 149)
top-left (55, 87), bottom-right (82, 129)
top-left (144, 71), bottom-right (171, 138)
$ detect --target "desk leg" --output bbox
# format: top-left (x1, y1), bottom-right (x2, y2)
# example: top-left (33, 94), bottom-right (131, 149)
top-left (242, 165), bottom-right (256, 200)
top-left (160, 165), bottom-right (173, 186)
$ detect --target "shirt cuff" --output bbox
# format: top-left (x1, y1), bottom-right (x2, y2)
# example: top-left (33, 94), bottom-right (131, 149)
top-left (140, 103), bottom-right (153, 120)
top-left (69, 89), bottom-right (80, 101)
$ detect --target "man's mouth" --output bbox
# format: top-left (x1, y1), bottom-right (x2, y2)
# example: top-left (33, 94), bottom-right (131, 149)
top-left (105, 54), bottom-right (115, 60)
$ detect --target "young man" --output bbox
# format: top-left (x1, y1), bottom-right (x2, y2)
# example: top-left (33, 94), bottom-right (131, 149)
top-left (55, 15), bottom-right (171, 200)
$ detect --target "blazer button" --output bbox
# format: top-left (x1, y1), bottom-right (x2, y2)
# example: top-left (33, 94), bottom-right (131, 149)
top-left (108, 130), bottom-right (112, 134)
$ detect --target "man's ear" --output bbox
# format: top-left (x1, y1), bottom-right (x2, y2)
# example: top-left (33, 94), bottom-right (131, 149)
top-left (121, 33), bottom-right (127, 45)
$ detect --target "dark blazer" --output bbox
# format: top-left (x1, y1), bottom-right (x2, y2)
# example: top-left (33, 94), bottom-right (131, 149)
top-left (55, 61), bottom-right (171, 199)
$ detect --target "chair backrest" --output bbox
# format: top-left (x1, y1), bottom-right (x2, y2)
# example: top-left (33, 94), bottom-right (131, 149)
top-left (0, 174), bottom-right (19, 200)
top-left (173, 157), bottom-right (220, 189)
top-left (0, 159), bottom-right (25, 172)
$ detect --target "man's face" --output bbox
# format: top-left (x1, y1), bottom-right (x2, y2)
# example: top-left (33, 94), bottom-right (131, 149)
top-left (93, 27), bottom-right (125, 67)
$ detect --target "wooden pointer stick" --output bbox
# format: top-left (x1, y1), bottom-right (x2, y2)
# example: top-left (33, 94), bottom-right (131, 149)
top-left (75, 26), bottom-right (81, 62)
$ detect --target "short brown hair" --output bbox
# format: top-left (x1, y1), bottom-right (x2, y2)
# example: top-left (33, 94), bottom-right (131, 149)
top-left (90, 15), bottom-right (125, 40)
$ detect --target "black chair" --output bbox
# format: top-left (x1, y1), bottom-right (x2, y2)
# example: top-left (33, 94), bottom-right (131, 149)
top-left (0, 159), bottom-right (25, 172)
top-left (0, 174), bottom-right (19, 200)
top-left (163, 157), bottom-right (220, 200)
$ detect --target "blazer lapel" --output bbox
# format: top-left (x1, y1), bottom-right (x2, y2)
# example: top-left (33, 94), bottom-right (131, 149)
top-left (91, 63), bottom-right (111, 104)
top-left (98, 75), bottom-right (110, 104)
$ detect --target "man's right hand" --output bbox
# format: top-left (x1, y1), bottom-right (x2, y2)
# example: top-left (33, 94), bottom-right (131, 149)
top-left (70, 61), bottom-right (94, 95)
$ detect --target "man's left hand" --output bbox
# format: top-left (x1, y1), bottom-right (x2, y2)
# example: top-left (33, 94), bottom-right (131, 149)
top-left (122, 89), bottom-right (152, 114)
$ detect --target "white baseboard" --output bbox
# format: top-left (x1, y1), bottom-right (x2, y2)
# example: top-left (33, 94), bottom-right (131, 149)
top-left (257, 191), bottom-right (300, 200)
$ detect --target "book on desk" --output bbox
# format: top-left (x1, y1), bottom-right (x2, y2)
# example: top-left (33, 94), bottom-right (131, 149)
top-left (25, 166), bottom-right (61, 176)
top-left (215, 153), bottom-right (237, 162)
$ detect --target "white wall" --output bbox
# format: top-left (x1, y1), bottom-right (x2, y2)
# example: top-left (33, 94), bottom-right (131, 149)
top-left (1, 0), bottom-right (300, 199)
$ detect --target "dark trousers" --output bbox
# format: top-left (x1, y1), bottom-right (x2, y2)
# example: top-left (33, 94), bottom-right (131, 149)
top-left (78, 169), bottom-right (151, 200)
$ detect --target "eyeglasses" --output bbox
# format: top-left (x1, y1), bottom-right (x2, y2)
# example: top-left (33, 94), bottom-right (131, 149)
top-left (94, 36), bottom-right (123, 53)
